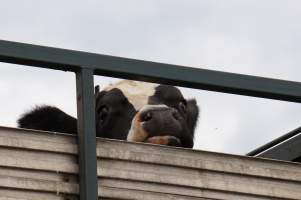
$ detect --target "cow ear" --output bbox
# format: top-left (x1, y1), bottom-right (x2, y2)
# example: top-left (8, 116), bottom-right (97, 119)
top-left (186, 99), bottom-right (199, 136)
top-left (95, 85), bottom-right (100, 94)
top-left (95, 85), bottom-right (101, 105)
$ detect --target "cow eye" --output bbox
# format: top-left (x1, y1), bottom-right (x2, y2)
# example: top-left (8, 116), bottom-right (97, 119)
top-left (178, 100), bottom-right (187, 112)
top-left (97, 106), bottom-right (109, 123)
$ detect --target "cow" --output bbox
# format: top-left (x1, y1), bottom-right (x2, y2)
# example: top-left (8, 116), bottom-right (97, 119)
top-left (18, 80), bottom-right (199, 148)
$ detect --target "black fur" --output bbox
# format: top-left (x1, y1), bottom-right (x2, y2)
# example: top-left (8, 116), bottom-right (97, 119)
top-left (18, 82), bottom-right (199, 148)
top-left (18, 106), bottom-right (77, 134)
top-left (95, 88), bottom-right (136, 139)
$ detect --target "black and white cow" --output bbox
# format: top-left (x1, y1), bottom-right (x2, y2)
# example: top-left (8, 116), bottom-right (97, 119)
top-left (18, 80), bottom-right (199, 148)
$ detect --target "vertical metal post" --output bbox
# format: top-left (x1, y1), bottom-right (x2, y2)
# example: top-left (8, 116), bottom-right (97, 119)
top-left (76, 68), bottom-right (98, 200)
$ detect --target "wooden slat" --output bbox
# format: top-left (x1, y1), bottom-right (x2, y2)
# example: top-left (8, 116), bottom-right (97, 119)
top-left (0, 189), bottom-right (77, 200)
top-left (97, 159), bottom-right (301, 199)
top-left (99, 178), bottom-right (281, 200)
top-left (0, 174), bottom-right (288, 200)
top-left (0, 160), bottom-right (293, 200)
top-left (0, 148), bottom-right (78, 174)
top-left (0, 168), bottom-right (78, 198)
top-left (0, 167), bottom-right (77, 182)
top-left (97, 138), bottom-right (301, 182)
top-left (0, 175), bottom-right (78, 194)
top-left (0, 126), bottom-right (77, 154)
top-left (100, 186), bottom-right (214, 200)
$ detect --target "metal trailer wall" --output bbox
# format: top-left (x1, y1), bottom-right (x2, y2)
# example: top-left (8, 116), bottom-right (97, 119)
top-left (1, 126), bottom-right (301, 200)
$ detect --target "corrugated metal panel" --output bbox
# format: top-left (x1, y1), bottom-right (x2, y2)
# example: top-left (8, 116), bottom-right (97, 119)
top-left (0, 126), bottom-right (301, 200)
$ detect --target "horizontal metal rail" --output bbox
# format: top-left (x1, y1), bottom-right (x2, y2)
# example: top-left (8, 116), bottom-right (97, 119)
top-left (247, 127), bottom-right (301, 159)
top-left (1, 40), bottom-right (301, 103)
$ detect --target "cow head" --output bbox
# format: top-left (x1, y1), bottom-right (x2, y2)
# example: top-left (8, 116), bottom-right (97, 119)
top-left (95, 80), bottom-right (199, 148)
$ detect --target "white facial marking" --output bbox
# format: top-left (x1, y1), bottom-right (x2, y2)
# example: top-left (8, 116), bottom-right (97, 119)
top-left (126, 113), bottom-right (148, 142)
top-left (139, 104), bottom-right (168, 113)
top-left (104, 80), bottom-right (158, 110)
top-left (104, 80), bottom-right (170, 142)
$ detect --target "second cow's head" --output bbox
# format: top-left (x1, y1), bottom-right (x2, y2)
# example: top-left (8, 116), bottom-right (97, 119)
top-left (95, 80), bottom-right (199, 148)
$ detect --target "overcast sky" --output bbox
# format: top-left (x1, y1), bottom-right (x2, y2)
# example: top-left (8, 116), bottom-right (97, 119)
top-left (1, 1), bottom-right (301, 155)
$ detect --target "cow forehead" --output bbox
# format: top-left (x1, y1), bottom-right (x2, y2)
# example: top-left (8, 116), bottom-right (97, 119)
top-left (104, 80), bottom-right (158, 110)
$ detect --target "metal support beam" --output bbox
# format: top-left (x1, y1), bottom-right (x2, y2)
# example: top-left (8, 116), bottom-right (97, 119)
top-left (255, 133), bottom-right (301, 161)
top-left (1, 39), bottom-right (301, 103)
top-left (76, 68), bottom-right (98, 200)
top-left (247, 127), bottom-right (301, 161)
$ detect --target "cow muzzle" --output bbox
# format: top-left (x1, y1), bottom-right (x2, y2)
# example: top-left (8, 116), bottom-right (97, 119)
top-left (127, 105), bottom-right (183, 147)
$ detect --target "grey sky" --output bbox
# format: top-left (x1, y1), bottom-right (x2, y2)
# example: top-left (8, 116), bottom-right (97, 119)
top-left (0, 1), bottom-right (300, 154)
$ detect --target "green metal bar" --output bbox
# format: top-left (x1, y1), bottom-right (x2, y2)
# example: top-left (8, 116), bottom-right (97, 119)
top-left (247, 127), bottom-right (301, 157)
top-left (0, 40), bottom-right (301, 103)
top-left (76, 68), bottom-right (98, 200)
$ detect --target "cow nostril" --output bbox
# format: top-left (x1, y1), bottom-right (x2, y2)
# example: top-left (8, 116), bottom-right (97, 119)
top-left (141, 112), bottom-right (152, 122)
